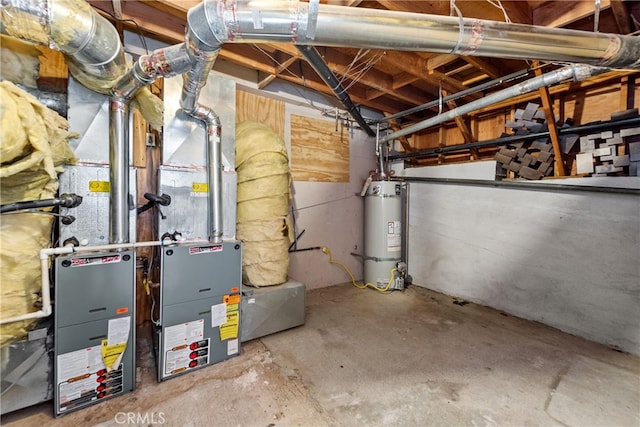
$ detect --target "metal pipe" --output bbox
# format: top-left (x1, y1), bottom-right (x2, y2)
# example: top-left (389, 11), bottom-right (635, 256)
top-left (376, 125), bottom-right (387, 179)
top-left (186, 106), bottom-right (224, 243)
top-left (297, 45), bottom-right (375, 137)
top-left (378, 67), bottom-right (532, 123)
top-left (389, 117), bottom-right (640, 161)
top-left (181, 5), bottom-right (226, 243)
top-left (380, 64), bottom-right (606, 143)
top-left (396, 176), bottom-right (640, 196)
top-left (108, 97), bottom-right (130, 244)
top-left (108, 44), bottom-right (194, 244)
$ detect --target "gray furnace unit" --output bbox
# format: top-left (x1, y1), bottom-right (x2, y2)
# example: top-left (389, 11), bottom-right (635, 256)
top-left (54, 250), bottom-right (135, 416)
top-left (155, 242), bottom-right (242, 381)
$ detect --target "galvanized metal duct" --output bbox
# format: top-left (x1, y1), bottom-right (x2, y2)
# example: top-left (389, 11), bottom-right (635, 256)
top-left (0, 0), bottom-right (127, 93)
top-left (379, 64), bottom-right (607, 143)
top-left (192, 0), bottom-right (640, 69)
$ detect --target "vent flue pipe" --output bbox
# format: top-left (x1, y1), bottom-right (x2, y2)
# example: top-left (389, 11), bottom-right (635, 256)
top-left (109, 43), bottom-right (193, 243)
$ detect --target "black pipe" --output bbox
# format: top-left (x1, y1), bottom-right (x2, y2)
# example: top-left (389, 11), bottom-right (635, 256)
top-left (378, 68), bottom-right (532, 123)
top-left (297, 45), bottom-right (376, 137)
top-left (0, 193), bottom-right (82, 214)
top-left (389, 117), bottom-right (640, 161)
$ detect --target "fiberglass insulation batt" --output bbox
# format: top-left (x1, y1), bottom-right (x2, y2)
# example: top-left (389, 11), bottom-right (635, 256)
top-left (0, 81), bottom-right (76, 346)
top-left (236, 121), bottom-right (292, 287)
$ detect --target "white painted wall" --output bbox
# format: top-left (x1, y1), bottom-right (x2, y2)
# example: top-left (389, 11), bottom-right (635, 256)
top-left (282, 104), bottom-right (377, 290)
top-left (399, 162), bottom-right (640, 354)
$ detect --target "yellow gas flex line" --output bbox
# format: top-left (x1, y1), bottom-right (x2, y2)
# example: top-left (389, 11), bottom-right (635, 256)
top-left (321, 246), bottom-right (397, 293)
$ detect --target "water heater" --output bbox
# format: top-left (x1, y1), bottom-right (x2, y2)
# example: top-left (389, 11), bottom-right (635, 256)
top-left (364, 180), bottom-right (407, 290)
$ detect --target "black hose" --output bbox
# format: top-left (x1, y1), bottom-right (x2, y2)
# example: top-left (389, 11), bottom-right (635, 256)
top-left (0, 194), bottom-right (82, 214)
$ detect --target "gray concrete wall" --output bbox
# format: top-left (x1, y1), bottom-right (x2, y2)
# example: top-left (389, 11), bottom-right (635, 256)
top-left (400, 162), bottom-right (640, 354)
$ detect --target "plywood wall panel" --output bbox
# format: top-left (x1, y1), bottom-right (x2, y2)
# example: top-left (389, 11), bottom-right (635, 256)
top-left (236, 90), bottom-right (285, 138)
top-left (290, 114), bottom-right (349, 182)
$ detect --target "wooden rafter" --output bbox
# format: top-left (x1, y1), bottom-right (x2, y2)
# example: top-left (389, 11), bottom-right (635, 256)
top-left (533, 61), bottom-right (565, 176)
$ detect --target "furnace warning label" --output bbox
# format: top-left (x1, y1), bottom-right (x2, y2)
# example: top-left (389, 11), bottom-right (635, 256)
top-left (163, 320), bottom-right (209, 378)
top-left (56, 346), bottom-right (124, 413)
top-left (219, 295), bottom-right (240, 342)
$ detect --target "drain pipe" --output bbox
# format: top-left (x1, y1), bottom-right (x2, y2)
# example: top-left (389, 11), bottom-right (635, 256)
top-left (297, 45), bottom-right (375, 137)
top-left (379, 64), bottom-right (606, 144)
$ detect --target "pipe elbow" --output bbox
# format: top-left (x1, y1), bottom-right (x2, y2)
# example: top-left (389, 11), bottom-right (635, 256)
top-left (186, 0), bottom-right (227, 53)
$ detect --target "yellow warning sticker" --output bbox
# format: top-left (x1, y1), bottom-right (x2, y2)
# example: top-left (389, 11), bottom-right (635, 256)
top-left (101, 340), bottom-right (126, 371)
top-left (192, 182), bottom-right (209, 192)
top-left (89, 181), bottom-right (110, 192)
top-left (219, 307), bottom-right (239, 341)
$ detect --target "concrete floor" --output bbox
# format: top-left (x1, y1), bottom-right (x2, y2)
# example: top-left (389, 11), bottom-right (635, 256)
top-left (3, 284), bottom-right (639, 426)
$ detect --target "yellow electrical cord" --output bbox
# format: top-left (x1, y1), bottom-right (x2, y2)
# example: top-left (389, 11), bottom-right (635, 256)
top-left (321, 246), bottom-right (397, 293)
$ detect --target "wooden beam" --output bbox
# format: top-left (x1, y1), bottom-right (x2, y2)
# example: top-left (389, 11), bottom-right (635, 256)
top-left (462, 74), bottom-right (490, 87)
top-left (532, 0), bottom-right (611, 28)
top-left (323, 50), bottom-right (431, 106)
top-left (610, 0), bottom-right (633, 34)
top-left (443, 90), bottom-right (479, 159)
top-left (139, 0), bottom-right (194, 19)
top-left (462, 57), bottom-right (504, 80)
top-left (427, 54), bottom-right (459, 71)
top-left (393, 72), bottom-right (419, 90)
top-left (445, 63), bottom-right (474, 77)
top-left (384, 113), bottom-right (414, 152)
top-left (533, 62), bottom-right (565, 177)
top-left (500, 1), bottom-right (533, 24)
top-left (619, 76), bottom-right (632, 110)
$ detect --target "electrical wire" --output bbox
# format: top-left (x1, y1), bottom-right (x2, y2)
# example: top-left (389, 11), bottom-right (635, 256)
top-left (252, 44), bottom-right (302, 80)
top-left (321, 246), bottom-right (397, 293)
top-left (486, 0), bottom-right (512, 23)
top-left (291, 195), bottom-right (356, 212)
top-left (336, 50), bottom-right (384, 95)
top-left (92, 5), bottom-right (149, 55)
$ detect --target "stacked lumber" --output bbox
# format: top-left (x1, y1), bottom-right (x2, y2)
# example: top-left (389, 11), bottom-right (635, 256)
top-left (575, 109), bottom-right (639, 176)
top-left (495, 103), bottom-right (555, 180)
